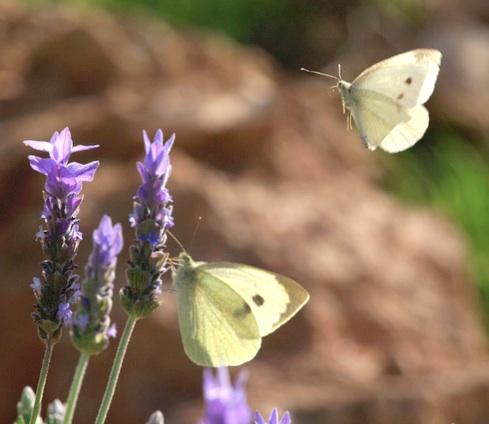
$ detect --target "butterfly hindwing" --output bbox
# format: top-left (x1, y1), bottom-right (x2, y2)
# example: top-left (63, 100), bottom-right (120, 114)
top-left (378, 105), bottom-right (429, 153)
top-left (347, 88), bottom-right (420, 150)
top-left (177, 263), bottom-right (261, 367)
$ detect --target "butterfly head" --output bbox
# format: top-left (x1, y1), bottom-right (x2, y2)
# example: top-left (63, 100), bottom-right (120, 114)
top-left (337, 80), bottom-right (351, 94)
top-left (172, 252), bottom-right (196, 289)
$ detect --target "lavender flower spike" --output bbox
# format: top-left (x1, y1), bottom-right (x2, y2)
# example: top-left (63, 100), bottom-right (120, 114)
top-left (198, 367), bottom-right (252, 424)
top-left (121, 130), bottom-right (174, 319)
top-left (24, 128), bottom-right (99, 344)
top-left (71, 215), bottom-right (123, 354)
top-left (255, 409), bottom-right (291, 424)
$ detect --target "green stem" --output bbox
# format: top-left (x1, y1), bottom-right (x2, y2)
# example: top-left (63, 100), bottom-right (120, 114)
top-left (94, 316), bottom-right (137, 424)
top-left (29, 339), bottom-right (54, 424)
top-left (62, 350), bottom-right (91, 424)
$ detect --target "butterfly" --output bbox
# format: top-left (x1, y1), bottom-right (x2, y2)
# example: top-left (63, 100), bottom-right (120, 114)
top-left (302, 49), bottom-right (442, 153)
top-left (173, 252), bottom-right (309, 367)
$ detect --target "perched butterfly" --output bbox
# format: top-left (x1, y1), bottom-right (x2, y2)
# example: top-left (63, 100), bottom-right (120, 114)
top-left (302, 49), bottom-right (442, 153)
top-left (173, 252), bottom-right (309, 367)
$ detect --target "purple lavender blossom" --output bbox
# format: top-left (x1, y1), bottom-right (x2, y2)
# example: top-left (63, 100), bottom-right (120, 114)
top-left (30, 277), bottom-right (42, 296)
top-left (254, 410), bottom-right (291, 424)
top-left (198, 367), bottom-right (252, 424)
top-left (121, 130), bottom-right (174, 319)
top-left (71, 215), bottom-right (123, 354)
top-left (57, 302), bottom-right (73, 321)
top-left (24, 127), bottom-right (99, 344)
top-left (107, 322), bottom-right (117, 339)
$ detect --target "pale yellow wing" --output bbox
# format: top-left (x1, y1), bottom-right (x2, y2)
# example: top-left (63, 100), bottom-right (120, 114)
top-left (176, 261), bottom-right (261, 367)
top-left (174, 253), bottom-right (309, 367)
top-left (337, 49), bottom-right (439, 152)
top-left (351, 49), bottom-right (441, 108)
top-left (198, 262), bottom-right (309, 337)
top-left (347, 88), bottom-right (429, 151)
top-left (378, 105), bottom-right (429, 153)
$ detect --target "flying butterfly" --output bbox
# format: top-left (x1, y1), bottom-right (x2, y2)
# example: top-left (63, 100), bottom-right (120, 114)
top-left (302, 49), bottom-right (442, 153)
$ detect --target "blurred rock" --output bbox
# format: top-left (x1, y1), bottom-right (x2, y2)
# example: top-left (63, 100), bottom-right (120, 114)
top-left (1, 4), bottom-right (488, 424)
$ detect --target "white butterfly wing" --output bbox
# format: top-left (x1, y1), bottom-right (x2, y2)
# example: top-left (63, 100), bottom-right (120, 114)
top-left (174, 253), bottom-right (309, 367)
top-left (346, 88), bottom-right (427, 151)
top-left (379, 105), bottom-right (429, 153)
top-left (351, 49), bottom-right (441, 108)
top-left (199, 262), bottom-right (309, 336)
top-left (177, 264), bottom-right (261, 367)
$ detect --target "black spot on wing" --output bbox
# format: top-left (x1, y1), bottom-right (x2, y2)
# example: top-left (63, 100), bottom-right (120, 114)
top-left (234, 302), bottom-right (252, 318)
top-left (397, 93), bottom-right (404, 100)
top-left (405, 77), bottom-right (412, 85)
top-left (252, 294), bottom-right (265, 306)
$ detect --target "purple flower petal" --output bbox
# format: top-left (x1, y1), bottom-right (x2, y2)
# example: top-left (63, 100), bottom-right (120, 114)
top-left (201, 367), bottom-right (251, 424)
top-left (51, 127), bottom-right (74, 164)
top-left (142, 130), bottom-right (174, 178)
top-left (57, 302), bottom-right (72, 321)
top-left (107, 323), bottom-right (117, 339)
top-left (45, 165), bottom-right (80, 199)
top-left (254, 409), bottom-right (291, 424)
top-left (74, 313), bottom-right (89, 331)
top-left (30, 277), bottom-right (42, 295)
top-left (90, 215), bottom-right (124, 270)
top-left (254, 412), bottom-right (267, 424)
top-left (24, 127), bottom-right (99, 165)
top-left (26, 155), bottom-right (57, 176)
top-left (66, 161), bottom-right (100, 182)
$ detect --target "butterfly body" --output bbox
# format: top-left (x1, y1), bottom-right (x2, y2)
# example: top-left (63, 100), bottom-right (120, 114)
top-left (174, 252), bottom-right (309, 367)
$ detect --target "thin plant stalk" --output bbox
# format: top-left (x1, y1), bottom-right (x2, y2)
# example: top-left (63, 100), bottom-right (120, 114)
top-left (29, 339), bottom-right (54, 424)
top-left (94, 316), bottom-right (137, 424)
top-left (62, 351), bottom-right (90, 424)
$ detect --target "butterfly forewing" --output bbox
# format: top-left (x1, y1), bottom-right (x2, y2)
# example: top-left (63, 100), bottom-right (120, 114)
top-left (351, 49), bottom-right (441, 108)
top-left (199, 262), bottom-right (309, 337)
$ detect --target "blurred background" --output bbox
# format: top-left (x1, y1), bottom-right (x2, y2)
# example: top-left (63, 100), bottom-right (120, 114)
top-left (1, 0), bottom-right (489, 422)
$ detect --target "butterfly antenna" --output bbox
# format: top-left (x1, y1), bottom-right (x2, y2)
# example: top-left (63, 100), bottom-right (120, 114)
top-left (167, 215), bottom-right (203, 254)
top-left (301, 67), bottom-right (340, 95)
top-left (300, 67), bottom-right (339, 82)
top-left (168, 230), bottom-right (186, 254)
top-left (188, 216), bottom-right (202, 254)
top-left (166, 231), bottom-right (185, 288)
